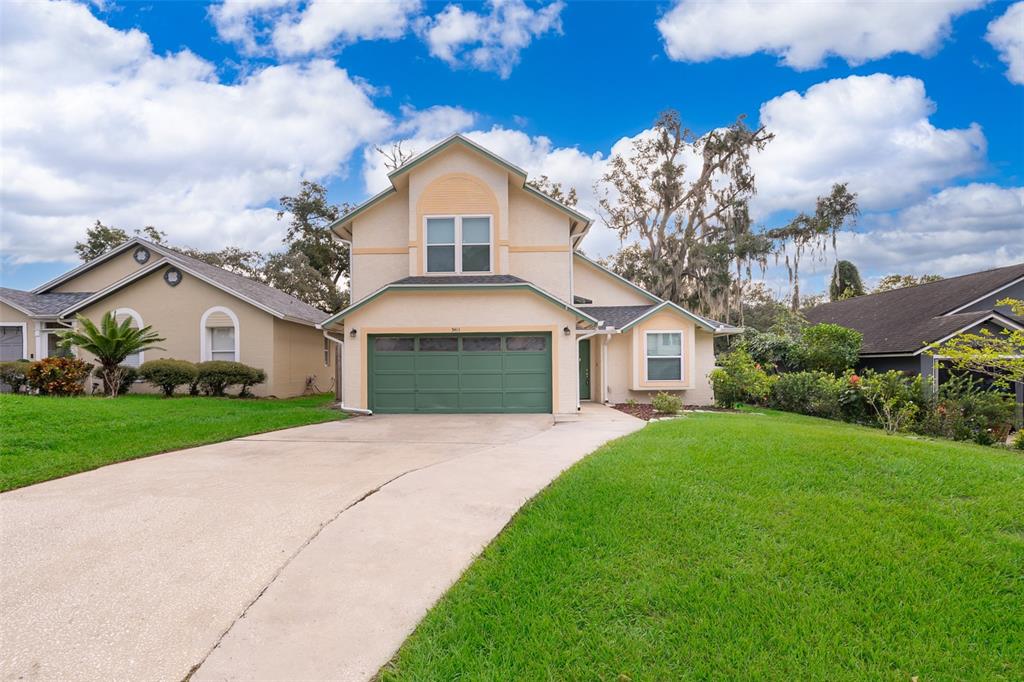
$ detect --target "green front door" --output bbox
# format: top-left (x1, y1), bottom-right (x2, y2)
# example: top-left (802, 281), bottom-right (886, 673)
top-left (578, 338), bottom-right (591, 400)
top-left (369, 333), bottom-right (552, 413)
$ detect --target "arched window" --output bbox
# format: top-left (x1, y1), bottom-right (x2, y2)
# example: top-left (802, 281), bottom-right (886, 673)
top-left (200, 306), bottom-right (239, 362)
top-left (114, 308), bottom-right (144, 367)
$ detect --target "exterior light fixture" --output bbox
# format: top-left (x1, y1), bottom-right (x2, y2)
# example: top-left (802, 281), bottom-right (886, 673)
top-left (563, 326), bottom-right (571, 336)
top-left (349, 328), bottom-right (357, 338)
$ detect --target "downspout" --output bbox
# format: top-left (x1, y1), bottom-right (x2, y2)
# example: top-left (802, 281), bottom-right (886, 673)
top-left (600, 329), bottom-right (615, 404)
top-left (322, 330), bottom-right (373, 416)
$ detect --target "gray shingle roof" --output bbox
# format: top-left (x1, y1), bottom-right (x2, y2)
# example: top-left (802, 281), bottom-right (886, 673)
top-left (152, 244), bottom-right (329, 325)
top-left (390, 275), bottom-right (526, 285)
top-left (0, 287), bottom-right (93, 316)
top-left (578, 305), bottom-right (656, 329)
top-left (804, 263), bottom-right (1024, 354)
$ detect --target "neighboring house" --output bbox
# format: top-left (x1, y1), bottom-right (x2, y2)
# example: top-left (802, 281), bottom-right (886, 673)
top-left (805, 263), bottom-right (1024, 412)
top-left (0, 239), bottom-right (333, 397)
top-left (319, 134), bottom-right (738, 415)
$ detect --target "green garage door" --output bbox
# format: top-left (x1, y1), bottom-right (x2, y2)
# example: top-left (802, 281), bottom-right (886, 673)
top-left (369, 333), bottom-right (552, 413)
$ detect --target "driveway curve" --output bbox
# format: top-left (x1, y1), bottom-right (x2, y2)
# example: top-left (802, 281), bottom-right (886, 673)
top-left (1, 407), bottom-right (642, 681)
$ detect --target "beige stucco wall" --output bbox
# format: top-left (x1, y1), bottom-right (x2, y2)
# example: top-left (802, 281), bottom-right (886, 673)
top-left (75, 264), bottom-right (284, 396)
top-left (272, 318), bottom-right (333, 397)
top-left (572, 255), bottom-right (653, 306)
top-left (350, 192), bottom-right (408, 300)
top-left (599, 310), bottom-right (715, 406)
top-left (338, 289), bottom-right (578, 414)
top-left (508, 252), bottom-right (572, 302)
top-left (50, 250), bottom-right (147, 293)
top-left (407, 146), bottom-right (509, 276)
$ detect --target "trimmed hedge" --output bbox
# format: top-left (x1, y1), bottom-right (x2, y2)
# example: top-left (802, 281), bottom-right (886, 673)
top-left (139, 359), bottom-right (198, 397)
top-left (0, 360), bottom-right (32, 393)
top-left (26, 357), bottom-right (93, 396)
top-left (196, 361), bottom-right (266, 397)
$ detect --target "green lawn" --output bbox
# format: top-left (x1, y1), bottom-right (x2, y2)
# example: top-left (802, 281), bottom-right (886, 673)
top-left (0, 393), bottom-right (340, 491)
top-left (381, 410), bottom-right (1024, 681)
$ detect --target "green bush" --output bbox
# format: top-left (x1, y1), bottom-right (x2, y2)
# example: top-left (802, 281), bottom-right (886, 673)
top-left (1013, 430), bottom-right (1024, 451)
top-left (652, 391), bottom-right (683, 414)
top-left (196, 361), bottom-right (266, 397)
top-left (859, 370), bottom-right (923, 434)
top-left (797, 323), bottom-right (862, 375)
top-left (769, 371), bottom-right (842, 419)
top-left (741, 330), bottom-right (801, 373)
top-left (710, 349), bottom-right (774, 408)
top-left (0, 360), bottom-right (32, 393)
top-left (26, 357), bottom-right (93, 396)
top-left (139, 359), bottom-right (198, 397)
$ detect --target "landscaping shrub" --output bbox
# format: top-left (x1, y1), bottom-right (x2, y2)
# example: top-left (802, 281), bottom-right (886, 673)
top-left (0, 360), bottom-right (32, 393)
top-left (139, 359), bottom-right (198, 397)
top-left (26, 357), bottom-right (93, 396)
top-left (196, 361), bottom-right (266, 397)
top-left (710, 349), bottom-right (773, 408)
top-left (1013, 430), bottom-right (1024, 451)
top-left (859, 370), bottom-right (923, 434)
top-left (740, 330), bottom-right (801, 373)
top-left (768, 371), bottom-right (842, 419)
top-left (651, 391), bottom-right (683, 414)
top-left (796, 323), bottom-right (862, 375)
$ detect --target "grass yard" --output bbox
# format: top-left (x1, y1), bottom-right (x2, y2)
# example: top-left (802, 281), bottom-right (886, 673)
top-left (381, 410), bottom-right (1024, 681)
top-left (0, 393), bottom-right (340, 491)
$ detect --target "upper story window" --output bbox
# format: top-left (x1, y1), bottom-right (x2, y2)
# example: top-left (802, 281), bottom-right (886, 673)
top-left (425, 216), bottom-right (492, 274)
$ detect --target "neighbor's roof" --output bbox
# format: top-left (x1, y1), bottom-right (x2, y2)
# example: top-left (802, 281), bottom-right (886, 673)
top-left (44, 238), bottom-right (328, 326)
top-left (327, 134), bottom-right (593, 243)
top-left (0, 287), bottom-right (93, 317)
top-left (804, 263), bottom-right (1024, 355)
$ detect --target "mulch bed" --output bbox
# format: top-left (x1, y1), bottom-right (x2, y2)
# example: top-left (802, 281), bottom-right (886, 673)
top-left (612, 403), bottom-right (741, 421)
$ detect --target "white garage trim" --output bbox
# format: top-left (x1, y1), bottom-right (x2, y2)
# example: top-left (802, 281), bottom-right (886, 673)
top-left (0, 322), bottom-right (28, 360)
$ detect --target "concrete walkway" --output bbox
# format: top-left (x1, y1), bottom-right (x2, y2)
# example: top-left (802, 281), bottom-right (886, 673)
top-left (0, 405), bottom-right (642, 681)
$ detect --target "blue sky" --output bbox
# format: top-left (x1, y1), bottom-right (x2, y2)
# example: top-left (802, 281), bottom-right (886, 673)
top-left (2, 0), bottom-right (1022, 296)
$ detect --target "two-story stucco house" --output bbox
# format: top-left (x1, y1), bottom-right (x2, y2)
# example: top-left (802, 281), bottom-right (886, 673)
top-left (320, 135), bottom-right (738, 416)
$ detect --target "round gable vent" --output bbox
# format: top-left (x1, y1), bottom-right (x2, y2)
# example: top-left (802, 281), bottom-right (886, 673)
top-left (133, 246), bottom-right (150, 264)
top-left (164, 267), bottom-right (183, 287)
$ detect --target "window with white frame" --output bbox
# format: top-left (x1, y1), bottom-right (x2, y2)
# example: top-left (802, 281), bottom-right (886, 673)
top-left (323, 337), bottom-right (331, 367)
top-left (42, 321), bottom-right (73, 359)
top-left (201, 307), bottom-right (238, 362)
top-left (114, 309), bottom-right (143, 367)
top-left (645, 331), bottom-right (683, 381)
top-left (425, 215), bottom-right (492, 274)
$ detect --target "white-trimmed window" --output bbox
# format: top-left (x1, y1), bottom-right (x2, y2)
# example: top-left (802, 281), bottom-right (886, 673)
top-left (42, 321), bottom-right (73, 359)
top-left (201, 306), bottom-right (239, 362)
top-left (114, 308), bottom-right (144, 367)
top-left (425, 215), bottom-right (492, 274)
top-left (323, 337), bottom-right (331, 367)
top-left (645, 331), bottom-right (683, 381)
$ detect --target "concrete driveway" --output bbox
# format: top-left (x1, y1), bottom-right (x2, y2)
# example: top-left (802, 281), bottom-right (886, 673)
top-left (0, 405), bottom-right (642, 681)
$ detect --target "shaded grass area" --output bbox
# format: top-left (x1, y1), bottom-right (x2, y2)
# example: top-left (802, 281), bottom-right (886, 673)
top-left (381, 410), bottom-right (1024, 681)
top-left (0, 393), bottom-right (339, 491)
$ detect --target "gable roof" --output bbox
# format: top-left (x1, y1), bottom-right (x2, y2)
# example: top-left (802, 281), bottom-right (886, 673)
top-left (805, 262), bottom-right (1024, 355)
top-left (328, 134), bottom-right (593, 242)
top-left (0, 287), bottom-right (93, 318)
top-left (572, 251), bottom-right (661, 304)
top-left (319, 274), bottom-right (600, 328)
top-left (45, 238), bottom-right (328, 326)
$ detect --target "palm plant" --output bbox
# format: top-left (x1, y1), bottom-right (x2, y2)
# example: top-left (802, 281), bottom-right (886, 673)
top-left (58, 312), bottom-right (165, 396)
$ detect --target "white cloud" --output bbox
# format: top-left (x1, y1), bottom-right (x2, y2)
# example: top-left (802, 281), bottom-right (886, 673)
top-left (986, 1), bottom-right (1024, 85)
top-left (657, 0), bottom-right (984, 70)
top-left (210, 0), bottom-right (421, 56)
top-left (835, 184), bottom-right (1024, 277)
top-left (416, 0), bottom-right (564, 78)
top-left (753, 74), bottom-right (986, 215)
top-left (1, 0), bottom-right (391, 266)
top-left (272, 0), bottom-right (422, 56)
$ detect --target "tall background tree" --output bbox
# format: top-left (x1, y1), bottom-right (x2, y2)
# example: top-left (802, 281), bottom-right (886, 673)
top-left (596, 110), bottom-right (858, 320)
top-left (829, 260), bottom-right (866, 301)
top-left (74, 223), bottom-right (166, 261)
top-left (873, 273), bottom-right (943, 292)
